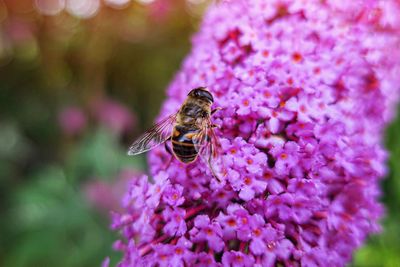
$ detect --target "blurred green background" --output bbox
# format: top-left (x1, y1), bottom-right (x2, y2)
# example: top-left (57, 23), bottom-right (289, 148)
top-left (0, 0), bottom-right (398, 266)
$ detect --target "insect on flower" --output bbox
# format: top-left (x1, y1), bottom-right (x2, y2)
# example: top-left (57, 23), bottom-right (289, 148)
top-left (128, 87), bottom-right (226, 181)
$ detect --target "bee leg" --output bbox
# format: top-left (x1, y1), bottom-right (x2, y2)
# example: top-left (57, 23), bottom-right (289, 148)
top-left (211, 124), bottom-right (220, 128)
top-left (211, 107), bottom-right (223, 115)
top-left (207, 145), bottom-right (221, 182)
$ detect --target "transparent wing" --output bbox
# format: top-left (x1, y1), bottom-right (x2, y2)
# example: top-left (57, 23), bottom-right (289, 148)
top-left (194, 119), bottom-right (226, 182)
top-left (127, 113), bottom-right (177, 156)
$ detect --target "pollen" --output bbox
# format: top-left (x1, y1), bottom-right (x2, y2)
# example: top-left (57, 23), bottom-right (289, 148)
top-left (244, 177), bottom-right (252, 185)
top-left (172, 193), bottom-right (179, 200)
top-left (243, 99), bottom-right (250, 106)
top-left (262, 50), bottom-right (270, 57)
top-left (205, 228), bottom-right (214, 236)
top-left (280, 153), bottom-right (288, 160)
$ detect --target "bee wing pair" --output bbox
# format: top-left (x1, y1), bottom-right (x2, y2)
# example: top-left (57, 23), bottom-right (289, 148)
top-left (127, 114), bottom-right (177, 156)
top-left (127, 113), bottom-right (226, 181)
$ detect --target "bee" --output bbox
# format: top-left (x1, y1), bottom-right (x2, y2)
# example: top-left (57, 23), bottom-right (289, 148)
top-left (127, 87), bottom-right (225, 181)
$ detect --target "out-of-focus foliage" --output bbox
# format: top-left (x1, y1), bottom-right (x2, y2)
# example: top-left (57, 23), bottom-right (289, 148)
top-left (0, 0), bottom-right (209, 266)
top-left (0, 128), bottom-right (143, 267)
top-left (0, 0), bottom-right (399, 266)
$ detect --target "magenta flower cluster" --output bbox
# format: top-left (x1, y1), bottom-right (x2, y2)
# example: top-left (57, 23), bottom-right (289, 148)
top-left (111, 0), bottom-right (400, 266)
top-left (58, 98), bottom-right (135, 136)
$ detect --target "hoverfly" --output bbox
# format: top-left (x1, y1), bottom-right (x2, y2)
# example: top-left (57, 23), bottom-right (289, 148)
top-left (127, 87), bottom-right (225, 181)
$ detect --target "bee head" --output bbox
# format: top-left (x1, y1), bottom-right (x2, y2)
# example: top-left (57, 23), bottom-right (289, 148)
top-left (188, 87), bottom-right (214, 103)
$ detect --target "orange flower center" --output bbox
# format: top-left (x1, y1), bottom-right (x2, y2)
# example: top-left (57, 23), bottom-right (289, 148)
top-left (160, 255), bottom-right (168, 261)
top-left (206, 228), bottom-right (213, 236)
top-left (175, 248), bottom-right (184, 255)
top-left (292, 52), bottom-right (303, 62)
top-left (262, 50), bottom-right (270, 57)
top-left (263, 172), bottom-right (272, 179)
top-left (227, 218), bottom-right (237, 227)
top-left (244, 177), bottom-right (252, 185)
top-left (264, 91), bottom-right (271, 98)
top-left (253, 228), bottom-right (262, 237)
top-left (236, 255), bottom-right (243, 262)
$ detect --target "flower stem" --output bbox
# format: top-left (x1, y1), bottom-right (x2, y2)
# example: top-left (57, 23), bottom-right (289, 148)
top-left (185, 204), bottom-right (207, 220)
top-left (139, 234), bottom-right (169, 256)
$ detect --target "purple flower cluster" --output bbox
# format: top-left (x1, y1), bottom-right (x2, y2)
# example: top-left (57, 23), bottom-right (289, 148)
top-left (111, 0), bottom-right (400, 266)
top-left (92, 98), bottom-right (136, 135)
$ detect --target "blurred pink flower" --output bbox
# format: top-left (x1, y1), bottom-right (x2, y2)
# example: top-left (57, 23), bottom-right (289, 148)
top-left (84, 180), bottom-right (119, 214)
top-left (6, 18), bottom-right (35, 43)
top-left (148, 0), bottom-right (172, 23)
top-left (91, 98), bottom-right (136, 135)
top-left (84, 169), bottom-right (142, 214)
top-left (34, 0), bottom-right (65, 15)
top-left (58, 106), bottom-right (87, 136)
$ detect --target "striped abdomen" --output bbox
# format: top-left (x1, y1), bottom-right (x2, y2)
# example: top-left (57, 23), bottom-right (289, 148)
top-left (172, 125), bottom-right (201, 163)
